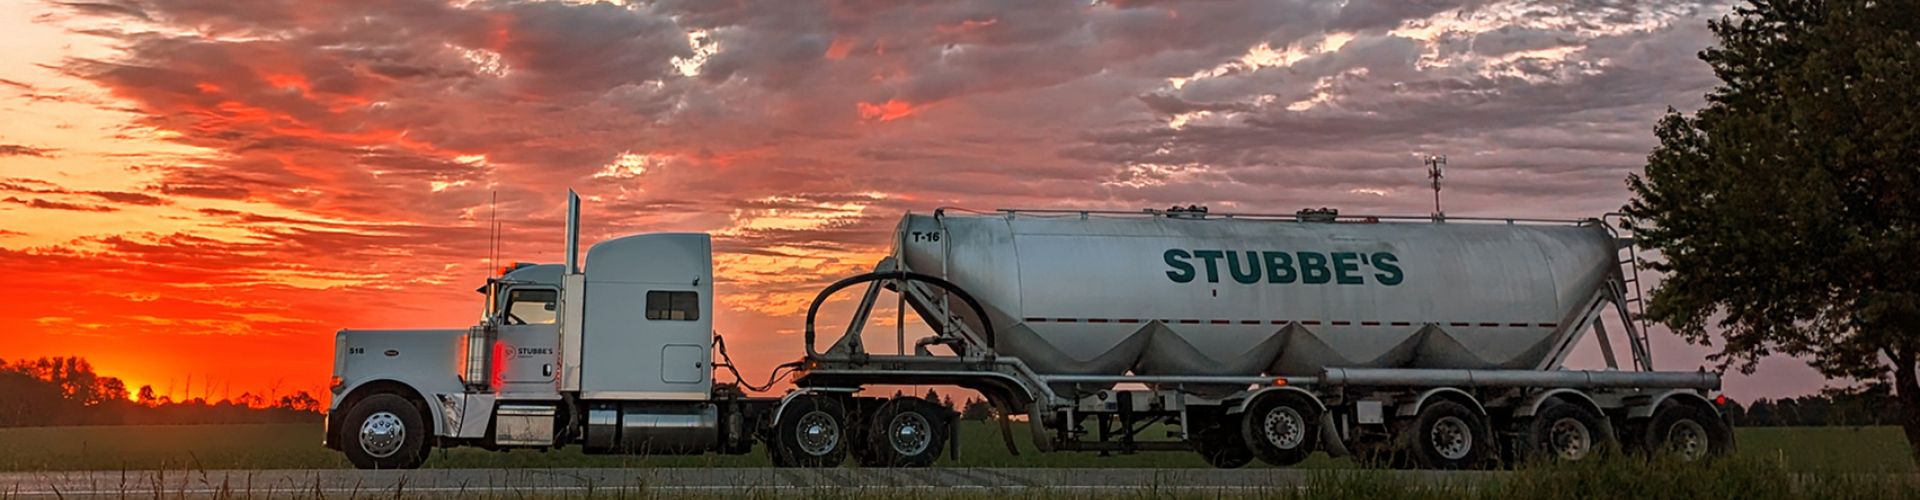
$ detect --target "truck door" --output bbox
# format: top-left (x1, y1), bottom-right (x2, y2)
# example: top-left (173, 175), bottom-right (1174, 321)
top-left (494, 286), bottom-right (560, 396)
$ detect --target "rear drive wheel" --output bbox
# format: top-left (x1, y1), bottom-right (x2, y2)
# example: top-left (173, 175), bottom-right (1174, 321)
top-left (864, 398), bottom-right (947, 467)
top-left (1193, 417), bottom-right (1253, 469)
top-left (774, 395), bottom-right (849, 467)
top-left (1405, 400), bottom-right (1492, 470)
top-left (1643, 403), bottom-right (1730, 462)
top-left (1241, 393), bottom-right (1319, 466)
top-left (1521, 399), bottom-right (1615, 463)
top-left (341, 393), bottom-right (428, 470)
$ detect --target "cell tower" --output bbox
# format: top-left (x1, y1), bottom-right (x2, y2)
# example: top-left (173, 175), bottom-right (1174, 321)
top-left (1425, 155), bottom-right (1446, 221)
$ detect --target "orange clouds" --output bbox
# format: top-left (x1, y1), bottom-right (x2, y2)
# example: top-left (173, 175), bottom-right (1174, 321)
top-left (825, 37), bottom-right (856, 60)
top-left (856, 99), bottom-right (920, 122)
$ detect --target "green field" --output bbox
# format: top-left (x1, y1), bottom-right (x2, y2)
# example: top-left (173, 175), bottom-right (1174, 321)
top-left (0, 422), bottom-right (1908, 472)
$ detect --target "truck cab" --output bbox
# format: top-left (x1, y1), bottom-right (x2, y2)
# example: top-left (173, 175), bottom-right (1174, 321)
top-left (325, 193), bottom-right (760, 469)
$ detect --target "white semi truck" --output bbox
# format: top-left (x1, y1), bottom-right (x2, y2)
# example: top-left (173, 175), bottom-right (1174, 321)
top-left (326, 193), bottom-right (1731, 469)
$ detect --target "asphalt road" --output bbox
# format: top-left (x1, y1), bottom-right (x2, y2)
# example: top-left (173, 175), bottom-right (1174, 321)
top-left (0, 467), bottom-right (1491, 496)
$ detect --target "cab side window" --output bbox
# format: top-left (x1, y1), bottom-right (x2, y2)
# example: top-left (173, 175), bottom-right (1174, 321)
top-left (646, 291), bottom-right (699, 321)
top-left (503, 288), bottom-right (559, 325)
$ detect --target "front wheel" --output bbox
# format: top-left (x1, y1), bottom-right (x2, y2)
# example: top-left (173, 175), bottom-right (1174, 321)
top-left (341, 393), bottom-right (428, 470)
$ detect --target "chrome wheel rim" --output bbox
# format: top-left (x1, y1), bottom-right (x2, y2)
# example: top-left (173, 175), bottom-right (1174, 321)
top-left (796, 410), bottom-right (839, 457)
top-left (1431, 415), bottom-right (1472, 460)
top-left (359, 411), bottom-right (405, 458)
top-left (888, 411), bottom-right (932, 457)
top-left (1549, 417), bottom-right (1592, 461)
top-left (1667, 419), bottom-right (1707, 461)
top-left (1262, 406), bottom-right (1306, 450)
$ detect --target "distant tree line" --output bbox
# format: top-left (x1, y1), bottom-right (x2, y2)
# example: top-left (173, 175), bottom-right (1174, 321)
top-left (0, 357), bottom-right (321, 427)
top-left (1721, 385), bottom-right (1898, 428)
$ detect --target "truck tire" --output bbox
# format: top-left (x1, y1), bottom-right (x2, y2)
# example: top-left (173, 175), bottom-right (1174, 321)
top-left (1520, 399), bottom-right (1614, 463)
top-left (1643, 403), bottom-right (1730, 462)
top-left (1405, 400), bottom-right (1491, 470)
top-left (1192, 417), bottom-right (1253, 469)
top-left (1241, 393), bottom-right (1318, 466)
top-left (341, 393), bottom-right (428, 470)
top-left (863, 398), bottom-right (947, 467)
top-left (774, 395), bottom-right (849, 467)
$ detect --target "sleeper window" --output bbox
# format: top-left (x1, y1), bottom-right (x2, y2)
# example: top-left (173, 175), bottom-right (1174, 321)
top-left (646, 291), bottom-right (699, 321)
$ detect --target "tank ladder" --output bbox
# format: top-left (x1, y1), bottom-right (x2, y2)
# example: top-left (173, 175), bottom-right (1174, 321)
top-left (1602, 214), bottom-right (1656, 372)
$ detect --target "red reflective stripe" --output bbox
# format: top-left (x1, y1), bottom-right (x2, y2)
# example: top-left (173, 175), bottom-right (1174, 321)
top-left (1449, 322), bottom-right (1471, 327)
top-left (1390, 321), bottom-right (1412, 326)
top-left (1209, 319), bottom-right (1231, 325)
top-left (1086, 318), bottom-right (1110, 323)
top-left (1271, 320), bottom-right (1289, 325)
top-left (1024, 317), bottom-right (1048, 323)
top-left (1117, 318), bottom-right (1141, 324)
top-left (1330, 320), bottom-right (1352, 326)
top-left (1478, 322), bottom-right (1501, 327)
top-left (1538, 322), bottom-right (1558, 328)
top-left (1240, 320), bottom-right (1263, 325)
top-left (1301, 320), bottom-right (1322, 325)
top-left (1360, 321), bottom-right (1381, 326)
top-left (1178, 319), bottom-right (1201, 324)
top-left (1508, 322), bottom-right (1530, 327)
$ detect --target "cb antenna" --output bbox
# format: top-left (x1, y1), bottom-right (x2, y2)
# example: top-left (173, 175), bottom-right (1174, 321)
top-left (1425, 155), bottom-right (1446, 221)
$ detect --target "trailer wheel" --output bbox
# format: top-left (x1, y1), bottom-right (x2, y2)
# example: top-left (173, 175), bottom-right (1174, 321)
top-left (1192, 417), bottom-right (1253, 469)
top-left (863, 398), bottom-right (947, 467)
top-left (1643, 403), bottom-right (1730, 462)
top-left (1405, 400), bottom-right (1491, 470)
top-left (774, 395), bottom-right (849, 467)
top-left (1521, 400), bottom-right (1614, 463)
top-left (341, 393), bottom-right (428, 470)
top-left (1241, 393), bottom-right (1319, 466)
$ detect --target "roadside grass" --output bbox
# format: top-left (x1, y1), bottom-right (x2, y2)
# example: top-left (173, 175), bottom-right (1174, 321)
top-left (0, 422), bottom-right (1909, 472)
top-left (1, 457), bottom-right (1914, 499)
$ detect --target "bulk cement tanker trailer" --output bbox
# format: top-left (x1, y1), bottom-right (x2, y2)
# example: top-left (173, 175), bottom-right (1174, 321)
top-left (326, 192), bottom-right (1731, 470)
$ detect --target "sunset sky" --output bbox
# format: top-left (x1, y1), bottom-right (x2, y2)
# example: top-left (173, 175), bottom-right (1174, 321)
top-left (0, 0), bottom-right (1831, 402)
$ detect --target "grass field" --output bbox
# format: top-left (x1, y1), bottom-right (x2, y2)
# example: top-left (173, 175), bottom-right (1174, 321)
top-left (0, 422), bottom-right (1909, 472)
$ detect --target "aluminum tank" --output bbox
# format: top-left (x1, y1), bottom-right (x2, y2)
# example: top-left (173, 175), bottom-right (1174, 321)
top-left (892, 210), bottom-right (1618, 381)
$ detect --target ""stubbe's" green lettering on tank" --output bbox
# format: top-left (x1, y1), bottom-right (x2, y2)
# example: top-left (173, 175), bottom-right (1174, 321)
top-left (1164, 249), bottom-right (1403, 286)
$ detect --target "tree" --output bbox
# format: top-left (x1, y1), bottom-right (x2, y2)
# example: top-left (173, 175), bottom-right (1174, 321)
top-left (961, 398), bottom-right (993, 421)
top-left (1624, 0), bottom-right (1920, 464)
